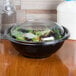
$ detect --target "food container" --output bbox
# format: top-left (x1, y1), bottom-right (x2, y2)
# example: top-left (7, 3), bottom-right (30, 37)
top-left (4, 20), bottom-right (69, 58)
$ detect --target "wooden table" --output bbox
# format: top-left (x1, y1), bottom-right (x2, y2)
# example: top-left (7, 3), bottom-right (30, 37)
top-left (0, 40), bottom-right (76, 76)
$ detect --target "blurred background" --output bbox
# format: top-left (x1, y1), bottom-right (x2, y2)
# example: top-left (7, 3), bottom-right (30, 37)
top-left (0, 0), bottom-right (64, 25)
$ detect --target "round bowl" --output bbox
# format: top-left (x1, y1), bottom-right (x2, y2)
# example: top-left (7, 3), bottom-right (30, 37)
top-left (6, 20), bottom-right (70, 58)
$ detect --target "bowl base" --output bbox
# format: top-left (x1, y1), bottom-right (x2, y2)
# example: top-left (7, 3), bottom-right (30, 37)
top-left (20, 54), bottom-right (52, 59)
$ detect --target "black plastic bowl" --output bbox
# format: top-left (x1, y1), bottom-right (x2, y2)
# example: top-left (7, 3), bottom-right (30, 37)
top-left (6, 26), bottom-right (69, 58)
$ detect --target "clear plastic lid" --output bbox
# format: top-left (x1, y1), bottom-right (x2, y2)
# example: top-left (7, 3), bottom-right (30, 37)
top-left (9, 20), bottom-right (65, 42)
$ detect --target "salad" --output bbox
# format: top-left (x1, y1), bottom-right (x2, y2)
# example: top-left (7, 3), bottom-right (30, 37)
top-left (9, 25), bottom-right (63, 42)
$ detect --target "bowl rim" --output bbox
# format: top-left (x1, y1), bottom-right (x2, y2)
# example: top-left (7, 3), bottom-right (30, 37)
top-left (6, 26), bottom-right (70, 46)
